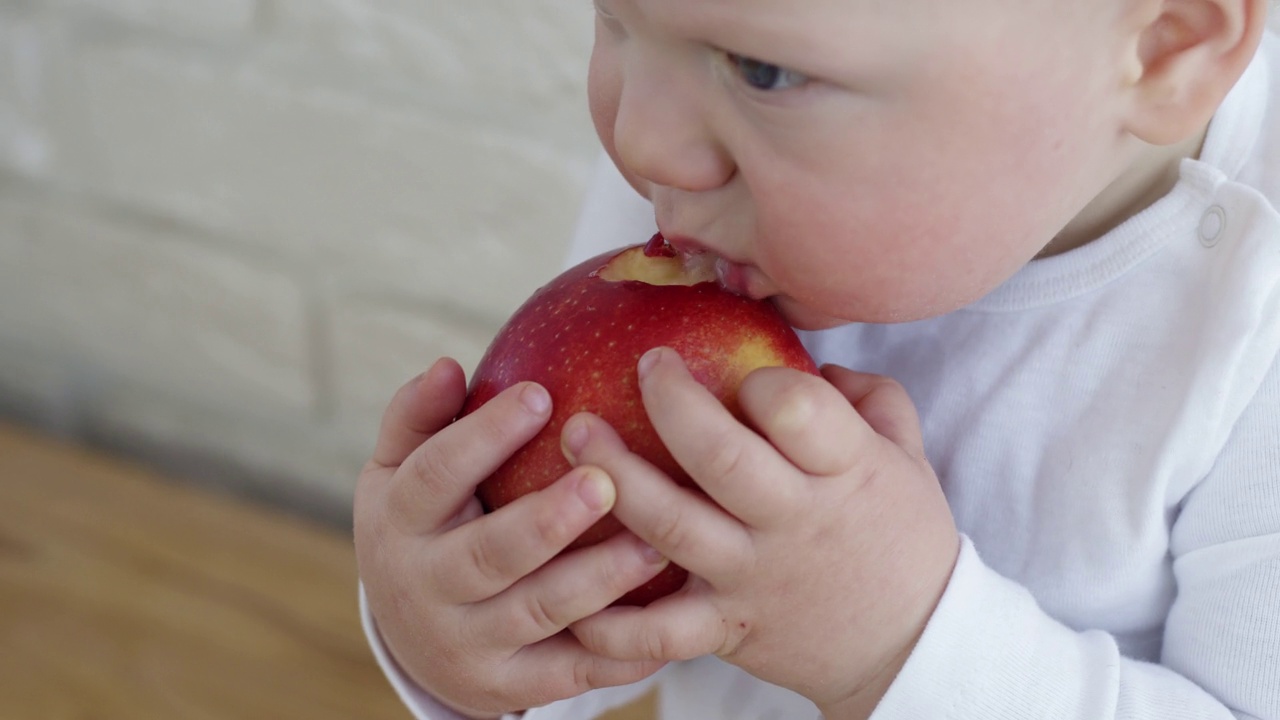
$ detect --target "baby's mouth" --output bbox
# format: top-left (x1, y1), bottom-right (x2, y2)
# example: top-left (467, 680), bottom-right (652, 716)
top-left (651, 232), bottom-right (761, 299)
top-left (714, 258), bottom-right (757, 298)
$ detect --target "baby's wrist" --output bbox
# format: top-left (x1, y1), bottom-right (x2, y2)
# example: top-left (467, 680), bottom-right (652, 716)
top-left (816, 627), bottom-right (919, 720)
top-left (821, 534), bottom-right (957, 719)
top-left (432, 692), bottom-right (512, 720)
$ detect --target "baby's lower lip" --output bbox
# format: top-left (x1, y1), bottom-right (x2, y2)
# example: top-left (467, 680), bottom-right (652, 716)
top-left (715, 259), bottom-right (758, 298)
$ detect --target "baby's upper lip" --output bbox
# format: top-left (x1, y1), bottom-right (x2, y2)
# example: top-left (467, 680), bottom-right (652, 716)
top-left (660, 233), bottom-right (751, 267)
top-left (660, 233), bottom-right (714, 257)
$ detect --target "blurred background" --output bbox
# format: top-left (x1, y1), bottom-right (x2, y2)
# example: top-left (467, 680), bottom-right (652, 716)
top-left (0, 0), bottom-right (601, 523)
top-left (0, 2), bottom-right (645, 719)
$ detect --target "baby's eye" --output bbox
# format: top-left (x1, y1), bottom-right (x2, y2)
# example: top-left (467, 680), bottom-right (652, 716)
top-left (727, 54), bottom-right (809, 92)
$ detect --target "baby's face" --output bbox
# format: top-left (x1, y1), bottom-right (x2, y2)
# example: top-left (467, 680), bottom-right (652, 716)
top-left (589, 0), bottom-right (1142, 327)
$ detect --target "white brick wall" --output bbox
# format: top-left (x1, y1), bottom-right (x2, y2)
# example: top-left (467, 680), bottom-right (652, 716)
top-left (55, 0), bottom-right (258, 37)
top-left (0, 192), bottom-right (315, 412)
top-left (0, 1), bottom-right (603, 520)
top-left (0, 10), bottom-right (56, 177)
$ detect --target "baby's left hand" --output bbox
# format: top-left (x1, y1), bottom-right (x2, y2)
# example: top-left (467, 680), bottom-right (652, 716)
top-left (561, 347), bottom-right (960, 719)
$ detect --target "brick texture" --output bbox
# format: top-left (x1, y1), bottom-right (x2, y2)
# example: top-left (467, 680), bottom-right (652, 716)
top-left (271, 0), bottom-right (593, 109)
top-left (0, 2), bottom-right (600, 522)
top-left (0, 195), bottom-right (315, 413)
top-left (54, 0), bottom-right (258, 37)
top-left (0, 10), bottom-right (54, 177)
top-left (76, 44), bottom-right (581, 322)
top-left (328, 299), bottom-right (497, 440)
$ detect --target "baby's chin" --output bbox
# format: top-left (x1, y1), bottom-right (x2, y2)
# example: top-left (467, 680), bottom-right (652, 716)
top-left (771, 297), bottom-right (855, 332)
top-left (774, 293), bottom-right (959, 329)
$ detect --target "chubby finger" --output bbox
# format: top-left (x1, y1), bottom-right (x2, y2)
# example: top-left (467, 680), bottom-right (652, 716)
top-left (387, 381), bottom-right (553, 534)
top-left (570, 592), bottom-right (730, 663)
top-left (467, 529), bottom-right (671, 647)
top-left (737, 366), bottom-right (868, 476)
top-left (501, 634), bottom-right (667, 710)
top-left (430, 466), bottom-right (621, 604)
top-left (822, 365), bottom-right (926, 462)
top-left (562, 412), bottom-right (752, 585)
top-left (635, 347), bottom-right (802, 527)
top-left (370, 358), bottom-right (466, 470)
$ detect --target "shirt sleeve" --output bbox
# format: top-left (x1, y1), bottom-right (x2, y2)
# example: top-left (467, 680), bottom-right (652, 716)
top-left (872, 353), bottom-right (1280, 720)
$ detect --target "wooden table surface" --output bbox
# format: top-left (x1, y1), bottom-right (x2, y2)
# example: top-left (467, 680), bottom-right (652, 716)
top-left (0, 422), bottom-right (654, 720)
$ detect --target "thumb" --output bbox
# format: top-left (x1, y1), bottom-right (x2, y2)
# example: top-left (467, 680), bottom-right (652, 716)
top-left (820, 365), bottom-right (926, 462)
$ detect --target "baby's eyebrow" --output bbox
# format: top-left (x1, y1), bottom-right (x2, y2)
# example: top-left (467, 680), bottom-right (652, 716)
top-left (651, 0), bottom-right (825, 47)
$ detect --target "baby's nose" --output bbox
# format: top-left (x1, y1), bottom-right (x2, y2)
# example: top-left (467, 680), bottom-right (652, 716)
top-left (612, 73), bottom-right (735, 193)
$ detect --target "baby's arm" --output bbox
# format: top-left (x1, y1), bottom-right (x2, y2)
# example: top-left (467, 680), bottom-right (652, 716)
top-left (553, 341), bottom-right (1274, 717)
top-left (869, 353), bottom-right (1280, 720)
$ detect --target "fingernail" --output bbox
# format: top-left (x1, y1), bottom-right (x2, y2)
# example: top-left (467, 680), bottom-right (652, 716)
top-left (577, 468), bottom-right (616, 513)
top-left (561, 416), bottom-right (589, 463)
top-left (423, 357), bottom-right (452, 382)
top-left (637, 348), bottom-right (663, 380)
top-left (520, 383), bottom-right (551, 416)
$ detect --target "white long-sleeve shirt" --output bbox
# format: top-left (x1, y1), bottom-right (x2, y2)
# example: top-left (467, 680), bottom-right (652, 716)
top-left (363, 27), bottom-right (1280, 720)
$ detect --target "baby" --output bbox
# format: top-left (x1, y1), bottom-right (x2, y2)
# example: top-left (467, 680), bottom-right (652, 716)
top-left (355, 1), bottom-right (1280, 718)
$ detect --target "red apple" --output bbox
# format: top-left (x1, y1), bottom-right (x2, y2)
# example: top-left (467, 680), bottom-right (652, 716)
top-left (458, 233), bottom-right (819, 605)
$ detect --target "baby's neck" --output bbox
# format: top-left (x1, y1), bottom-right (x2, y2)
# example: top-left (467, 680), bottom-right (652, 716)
top-left (1040, 127), bottom-right (1208, 259)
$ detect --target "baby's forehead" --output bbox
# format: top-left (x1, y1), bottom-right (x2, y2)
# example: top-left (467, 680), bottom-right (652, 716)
top-left (649, 0), bottom-right (1067, 24)
top-left (632, 0), bottom-right (895, 40)
top-left (644, 0), bottom-right (1110, 48)
top-left (620, 0), bottom-right (1118, 78)
top-left (630, 0), bottom-right (977, 44)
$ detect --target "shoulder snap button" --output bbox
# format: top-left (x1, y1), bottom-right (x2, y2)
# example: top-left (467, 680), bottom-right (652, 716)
top-left (1199, 205), bottom-right (1227, 248)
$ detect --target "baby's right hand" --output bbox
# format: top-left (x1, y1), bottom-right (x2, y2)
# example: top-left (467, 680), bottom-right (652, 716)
top-left (354, 358), bottom-right (671, 720)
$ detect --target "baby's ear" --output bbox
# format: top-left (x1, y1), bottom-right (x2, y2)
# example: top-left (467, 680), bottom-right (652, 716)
top-left (1121, 0), bottom-right (1268, 145)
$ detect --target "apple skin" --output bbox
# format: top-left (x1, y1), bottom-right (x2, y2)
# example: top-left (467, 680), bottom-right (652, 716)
top-left (458, 239), bottom-right (819, 606)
